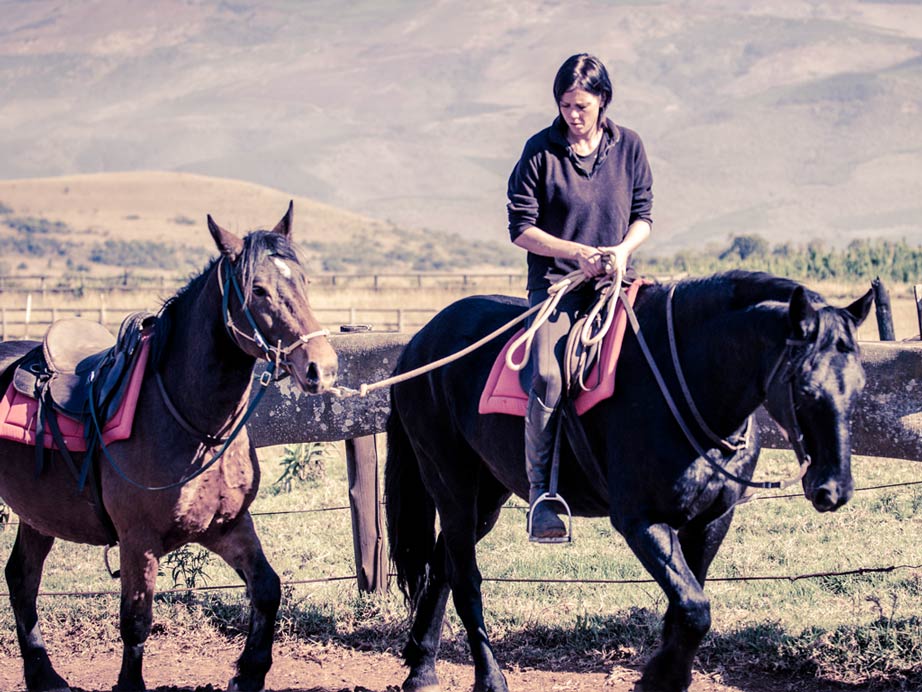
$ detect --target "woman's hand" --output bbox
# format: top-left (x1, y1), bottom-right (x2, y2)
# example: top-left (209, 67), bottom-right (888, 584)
top-left (575, 245), bottom-right (607, 279)
top-left (597, 244), bottom-right (630, 277)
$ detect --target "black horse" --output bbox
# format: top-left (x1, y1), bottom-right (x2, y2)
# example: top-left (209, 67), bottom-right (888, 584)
top-left (385, 270), bottom-right (872, 692)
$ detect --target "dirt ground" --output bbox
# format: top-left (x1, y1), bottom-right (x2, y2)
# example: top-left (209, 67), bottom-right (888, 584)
top-left (0, 636), bottom-right (897, 692)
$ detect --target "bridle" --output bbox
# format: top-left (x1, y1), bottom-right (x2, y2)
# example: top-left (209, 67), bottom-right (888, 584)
top-left (623, 283), bottom-right (814, 491)
top-left (217, 255), bottom-right (330, 382)
top-left (92, 254), bottom-right (330, 492)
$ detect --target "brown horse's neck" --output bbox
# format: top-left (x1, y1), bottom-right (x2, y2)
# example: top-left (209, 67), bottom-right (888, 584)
top-left (157, 264), bottom-right (256, 435)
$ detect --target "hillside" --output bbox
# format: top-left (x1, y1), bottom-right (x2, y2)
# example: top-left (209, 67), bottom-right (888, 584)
top-left (0, 172), bottom-right (520, 276)
top-left (1, 1), bottom-right (921, 254)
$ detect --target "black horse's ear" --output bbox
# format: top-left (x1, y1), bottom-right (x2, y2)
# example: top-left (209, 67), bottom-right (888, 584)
top-left (789, 285), bottom-right (817, 340)
top-left (271, 201), bottom-right (294, 238)
top-left (844, 288), bottom-right (873, 327)
top-left (207, 215), bottom-right (244, 258)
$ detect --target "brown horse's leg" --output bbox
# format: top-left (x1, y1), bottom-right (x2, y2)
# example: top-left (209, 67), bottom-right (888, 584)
top-left (5, 523), bottom-right (70, 692)
top-left (116, 541), bottom-right (159, 691)
top-left (200, 512), bottom-right (279, 692)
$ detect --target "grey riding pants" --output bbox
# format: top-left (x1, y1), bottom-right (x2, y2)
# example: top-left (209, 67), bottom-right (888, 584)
top-left (525, 284), bottom-right (596, 410)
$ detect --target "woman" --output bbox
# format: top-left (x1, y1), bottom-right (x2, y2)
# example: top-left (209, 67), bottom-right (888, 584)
top-left (507, 53), bottom-right (653, 540)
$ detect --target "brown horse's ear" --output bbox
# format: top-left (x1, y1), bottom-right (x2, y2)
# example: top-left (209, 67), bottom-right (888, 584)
top-left (207, 215), bottom-right (244, 258)
top-left (271, 201), bottom-right (294, 238)
top-left (789, 285), bottom-right (817, 340)
top-left (844, 288), bottom-right (873, 327)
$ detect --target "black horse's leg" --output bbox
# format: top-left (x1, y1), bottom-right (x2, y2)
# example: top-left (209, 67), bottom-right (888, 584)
top-left (4, 523), bottom-right (70, 692)
top-left (403, 480), bottom-right (510, 692)
top-left (678, 510), bottom-right (735, 586)
top-left (621, 521), bottom-right (710, 692)
top-left (116, 539), bottom-right (159, 691)
top-left (402, 535), bottom-right (451, 692)
top-left (200, 512), bottom-right (280, 692)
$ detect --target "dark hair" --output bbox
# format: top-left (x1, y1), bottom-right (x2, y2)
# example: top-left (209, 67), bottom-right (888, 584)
top-left (552, 53), bottom-right (613, 113)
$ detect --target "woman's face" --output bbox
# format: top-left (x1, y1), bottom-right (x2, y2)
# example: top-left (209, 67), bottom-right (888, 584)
top-left (558, 88), bottom-right (603, 140)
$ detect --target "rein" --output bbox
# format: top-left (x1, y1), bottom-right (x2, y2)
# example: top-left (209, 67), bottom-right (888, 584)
top-left (90, 256), bottom-right (328, 492)
top-left (620, 284), bottom-right (810, 491)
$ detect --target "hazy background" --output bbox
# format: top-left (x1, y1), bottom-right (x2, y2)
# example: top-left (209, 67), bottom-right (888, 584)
top-left (2, 0), bottom-right (921, 255)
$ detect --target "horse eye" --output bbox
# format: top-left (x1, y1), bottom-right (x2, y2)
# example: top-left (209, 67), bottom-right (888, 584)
top-left (252, 285), bottom-right (268, 298)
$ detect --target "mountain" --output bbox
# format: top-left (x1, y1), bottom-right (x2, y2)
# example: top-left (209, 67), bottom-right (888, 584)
top-left (0, 172), bottom-right (520, 275)
top-left (1, 0), bottom-right (921, 256)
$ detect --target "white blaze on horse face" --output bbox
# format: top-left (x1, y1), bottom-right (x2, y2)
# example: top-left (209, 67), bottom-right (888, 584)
top-left (272, 257), bottom-right (292, 279)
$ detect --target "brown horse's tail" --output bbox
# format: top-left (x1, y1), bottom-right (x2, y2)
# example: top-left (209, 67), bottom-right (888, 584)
top-left (384, 388), bottom-right (437, 607)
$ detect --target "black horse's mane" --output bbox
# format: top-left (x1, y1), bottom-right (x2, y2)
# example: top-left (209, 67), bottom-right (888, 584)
top-left (148, 230), bottom-right (303, 371)
top-left (659, 269), bottom-right (855, 356)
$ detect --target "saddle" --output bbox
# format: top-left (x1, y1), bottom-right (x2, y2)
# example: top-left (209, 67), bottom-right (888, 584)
top-left (12, 313), bottom-right (154, 425)
top-left (479, 279), bottom-right (644, 417)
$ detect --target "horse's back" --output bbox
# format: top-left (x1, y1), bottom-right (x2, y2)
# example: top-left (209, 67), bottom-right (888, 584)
top-left (399, 294), bottom-right (527, 372)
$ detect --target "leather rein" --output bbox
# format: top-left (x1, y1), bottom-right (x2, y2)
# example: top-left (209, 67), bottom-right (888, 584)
top-left (90, 256), bottom-right (329, 492)
top-left (622, 282), bottom-right (812, 491)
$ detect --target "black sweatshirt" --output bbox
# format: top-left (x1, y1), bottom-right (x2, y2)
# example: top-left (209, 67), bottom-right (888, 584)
top-left (507, 116), bottom-right (654, 290)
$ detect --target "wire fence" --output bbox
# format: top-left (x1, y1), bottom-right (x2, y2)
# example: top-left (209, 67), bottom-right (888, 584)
top-left (1, 476), bottom-right (920, 599)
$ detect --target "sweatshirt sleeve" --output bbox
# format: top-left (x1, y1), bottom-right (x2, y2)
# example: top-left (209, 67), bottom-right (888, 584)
top-left (629, 137), bottom-right (654, 226)
top-left (506, 146), bottom-right (542, 242)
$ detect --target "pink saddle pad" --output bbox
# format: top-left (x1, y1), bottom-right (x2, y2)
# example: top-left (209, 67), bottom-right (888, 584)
top-left (0, 339), bottom-right (150, 452)
top-left (478, 280), bottom-right (643, 417)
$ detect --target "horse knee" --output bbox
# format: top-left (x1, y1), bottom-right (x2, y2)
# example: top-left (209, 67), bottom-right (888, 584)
top-left (667, 595), bottom-right (711, 641)
top-left (251, 568), bottom-right (281, 614)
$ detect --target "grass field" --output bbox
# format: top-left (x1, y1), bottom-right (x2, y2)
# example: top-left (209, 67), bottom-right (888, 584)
top-left (0, 447), bottom-right (920, 687)
top-left (0, 277), bottom-right (920, 689)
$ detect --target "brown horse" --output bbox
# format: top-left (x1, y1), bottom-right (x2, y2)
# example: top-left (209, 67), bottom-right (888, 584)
top-left (0, 204), bottom-right (338, 691)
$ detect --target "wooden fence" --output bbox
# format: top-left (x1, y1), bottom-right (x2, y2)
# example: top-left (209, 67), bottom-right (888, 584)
top-left (247, 333), bottom-right (922, 593)
top-left (0, 271), bottom-right (527, 296)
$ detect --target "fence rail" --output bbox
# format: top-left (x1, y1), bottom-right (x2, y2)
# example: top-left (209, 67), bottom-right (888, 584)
top-left (0, 271), bottom-right (527, 295)
top-left (0, 305), bottom-right (438, 341)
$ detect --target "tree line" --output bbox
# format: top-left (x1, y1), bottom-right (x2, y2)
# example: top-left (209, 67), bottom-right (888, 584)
top-left (638, 235), bottom-right (922, 284)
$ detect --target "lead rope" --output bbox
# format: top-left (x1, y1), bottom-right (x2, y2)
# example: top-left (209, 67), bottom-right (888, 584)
top-left (328, 268), bottom-right (593, 398)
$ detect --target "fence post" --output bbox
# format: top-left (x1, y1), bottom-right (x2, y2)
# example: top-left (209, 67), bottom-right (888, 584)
top-left (397, 309), bottom-right (405, 333)
top-left (345, 435), bottom-right (387, 593)
top-left (914, 285), bottom-right (922, 339)
top-left (871, 277), bottom-right (895, 341)
top-left (24, 293), bottom-right (31, 340)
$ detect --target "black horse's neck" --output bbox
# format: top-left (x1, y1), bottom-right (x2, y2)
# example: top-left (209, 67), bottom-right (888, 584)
top-left (155, 261), bottom-right (256, 436)
top-left (659, 275), bottom-right (795, 440)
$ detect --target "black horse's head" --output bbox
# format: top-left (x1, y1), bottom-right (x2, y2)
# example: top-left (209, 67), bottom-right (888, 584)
top-left (764, 286), bottom-right (873, 512)
top-left (207, 202), bottom-right (338, 394)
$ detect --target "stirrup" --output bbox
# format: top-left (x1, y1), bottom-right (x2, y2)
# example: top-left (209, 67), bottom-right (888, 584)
top-left (527, 492), bottom-right (572, 544)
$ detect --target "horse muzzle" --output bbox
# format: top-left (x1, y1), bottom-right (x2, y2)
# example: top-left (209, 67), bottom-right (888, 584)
top-left (806, 478), bottom-right (853, 512)
top-left (289, 340), bottom-right (338, 394)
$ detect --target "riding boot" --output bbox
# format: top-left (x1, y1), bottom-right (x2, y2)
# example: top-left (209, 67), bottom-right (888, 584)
top-left (525, 396), bottom-right (567, 540)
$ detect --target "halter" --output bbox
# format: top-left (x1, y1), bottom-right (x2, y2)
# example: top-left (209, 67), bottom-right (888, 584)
top-left (218, 256), bottom-right (330, 383)
top-left (91, 254), bottom-right (330, 493)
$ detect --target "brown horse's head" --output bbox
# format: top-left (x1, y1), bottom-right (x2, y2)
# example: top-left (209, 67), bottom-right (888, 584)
top-left (207, 201), bottom-right (338, 394)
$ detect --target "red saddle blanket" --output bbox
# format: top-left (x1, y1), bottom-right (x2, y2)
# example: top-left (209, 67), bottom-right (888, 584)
top-left (478, 280), bottom-right (642, 417)
top-left (0, 339), bottom-right (150, 452)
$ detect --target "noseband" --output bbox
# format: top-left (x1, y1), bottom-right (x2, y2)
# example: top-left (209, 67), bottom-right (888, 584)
top-left (218, 256), bottom-right (330, 383)
top-left (762, 336), bottom-right (814, 471)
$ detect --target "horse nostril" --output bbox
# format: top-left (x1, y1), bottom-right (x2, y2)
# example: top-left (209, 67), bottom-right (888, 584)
top-left (812, 486), bottom-right (838, 512)
top-left (306, 362), bottom-right (320, 384)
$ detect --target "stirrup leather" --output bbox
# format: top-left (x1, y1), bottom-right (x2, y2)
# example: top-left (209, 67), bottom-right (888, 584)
top-left (527, 491), bottom-right (572, 544)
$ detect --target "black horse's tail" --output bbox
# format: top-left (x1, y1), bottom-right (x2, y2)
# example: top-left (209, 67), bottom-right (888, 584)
top-left (384, 387), bottom-right (437, 606)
